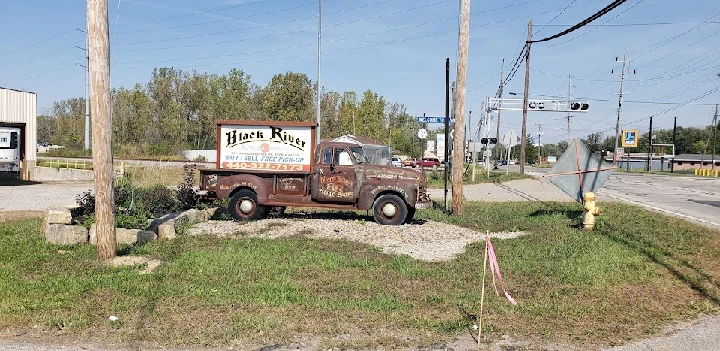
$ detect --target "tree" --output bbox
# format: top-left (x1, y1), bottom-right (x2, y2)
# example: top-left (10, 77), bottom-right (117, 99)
top-left (260, 72), bottom-right (314, 121)
top-left (356, 90), bottom-right (386, 140)
top-left (36, 115), bottom-right (56, 143)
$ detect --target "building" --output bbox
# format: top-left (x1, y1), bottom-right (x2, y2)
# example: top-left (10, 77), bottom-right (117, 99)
top-left (670, 153), bottom-right (720, 170)
top-left (0, 87), bottom-right (37, 180)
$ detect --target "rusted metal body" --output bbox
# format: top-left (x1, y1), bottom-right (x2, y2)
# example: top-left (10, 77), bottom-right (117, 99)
top-left (199, 121), bottom-right (431, 225)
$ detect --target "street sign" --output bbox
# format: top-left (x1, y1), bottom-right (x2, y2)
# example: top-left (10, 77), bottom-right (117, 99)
top-left (417, 128), bottom-right (428, 139)
top-left (621, 130), bottom-right (639, 148)
top-left (417, 116), bottom-right (456, 124)
top-left (502, 130), bottom-right (519, 147)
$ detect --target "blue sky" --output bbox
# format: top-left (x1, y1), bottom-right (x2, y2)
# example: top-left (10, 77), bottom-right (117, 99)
top-left (1, 0), bottom-right (719, 144)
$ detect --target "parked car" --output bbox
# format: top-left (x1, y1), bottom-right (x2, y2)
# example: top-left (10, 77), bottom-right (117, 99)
top-left (391, 156), bottom-right (402, 167)
top-left (413, 157), bottom-right (441, 169)
top-left (402, 158), bottom-right (415, 167)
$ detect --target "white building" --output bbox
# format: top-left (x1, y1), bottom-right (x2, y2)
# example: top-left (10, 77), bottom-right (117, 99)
top-left (0, 87), bottom-right (37, 180)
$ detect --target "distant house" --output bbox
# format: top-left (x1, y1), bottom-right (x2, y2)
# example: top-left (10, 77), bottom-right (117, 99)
top-left (670, 154), bottom-right (720, 170)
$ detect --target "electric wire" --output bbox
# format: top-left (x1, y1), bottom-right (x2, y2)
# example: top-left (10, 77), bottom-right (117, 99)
top-left (530, 0), bottom-right (628, 43)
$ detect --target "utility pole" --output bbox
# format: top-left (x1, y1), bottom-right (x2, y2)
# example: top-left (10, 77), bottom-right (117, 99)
top-left (713, 104), bottom-right (718, 171)
top-left (88, 0), bottom-right (116, 261)
top-left (519, 19), bottom-right (532, 175)
top-left (566, 75), bottom-right (574, 141)
top-left (444, 58), bottom-right (450, 213)
top-left (75, 28), bottom-right (91, 150)
top-left (671, 116), bottom-right (677, 173)
top-left (536, 124), bottom-right (543, 165)
top-left (315, 0), bottom-right (322, 145)
top-left (493, 58), bottom-right (504, 169)
top-left (452, 0), bottom-right (470, 215)
top-left (613, 52), bottom-right (633, 164)
top-left (647, 116), bottom-right (653, 171)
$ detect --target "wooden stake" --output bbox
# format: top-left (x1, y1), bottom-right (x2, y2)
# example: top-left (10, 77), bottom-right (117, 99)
top-left (88, 0), bottom-right (116, 261)
top-left (452, 0), bottom-right (471, 215)
top-left (478, 230), bottom-right (489, 343)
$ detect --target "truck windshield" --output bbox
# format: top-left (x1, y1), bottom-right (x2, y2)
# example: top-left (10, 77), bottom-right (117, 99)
top-left (351, 146), bottom-right (368, 164)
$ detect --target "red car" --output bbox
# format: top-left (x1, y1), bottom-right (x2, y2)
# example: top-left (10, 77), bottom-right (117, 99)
top-left (413, 158), bottom-right (441, 169)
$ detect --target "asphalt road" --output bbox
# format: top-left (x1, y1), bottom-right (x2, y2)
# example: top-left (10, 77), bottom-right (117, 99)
top-left (525, 167), bottom-right (720, 229)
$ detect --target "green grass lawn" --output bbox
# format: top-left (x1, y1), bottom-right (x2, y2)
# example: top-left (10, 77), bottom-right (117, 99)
top-left (1, 202), bottom-right (719, 349)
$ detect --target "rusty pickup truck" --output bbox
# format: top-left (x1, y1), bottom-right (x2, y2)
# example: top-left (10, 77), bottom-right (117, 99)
top-left (197, 120), bottom-right (432, 225)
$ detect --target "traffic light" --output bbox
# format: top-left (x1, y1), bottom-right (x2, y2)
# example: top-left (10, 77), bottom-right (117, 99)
top-left (481, 138), bottom-right (489, 144)
top-left (528, 101), bottom-right (545, 109)
top-left (490, 138), bottom-right (498, 144)
top-left (570, 102), bottom-right (589, 111)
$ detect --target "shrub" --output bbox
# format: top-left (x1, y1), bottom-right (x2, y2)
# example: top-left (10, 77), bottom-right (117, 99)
top-left (75, 189), bottom-right (95, 216)
top-left (139, 184), bottom-right (180, 216)
top-left (177, 164), bottom-right (197, 210)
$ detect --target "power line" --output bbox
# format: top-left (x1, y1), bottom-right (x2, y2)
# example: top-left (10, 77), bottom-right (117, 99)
top-left (115, 0), bottom-right (454, 52)
top-left (547, 0), bottom-right (645, 47)
top-left (530, 0), bottom-right (628, 43)
top-left (116, 0), bottom-right (331, 34)
top-left (533, 0), bottom-right (577, 36)
top-left (116, 0), bottom-right (275, 26)
top-left (0, 29), bottom-right (76, 57)
top-left (116, 3), bottom-right (578, 67)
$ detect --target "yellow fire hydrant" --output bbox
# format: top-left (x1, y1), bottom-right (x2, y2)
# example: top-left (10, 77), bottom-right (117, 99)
top-left (582, 191), bottom-right (602, 231)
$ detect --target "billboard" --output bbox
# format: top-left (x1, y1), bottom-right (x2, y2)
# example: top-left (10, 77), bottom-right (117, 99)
top-left (218, 124), bottom-right (313, 171)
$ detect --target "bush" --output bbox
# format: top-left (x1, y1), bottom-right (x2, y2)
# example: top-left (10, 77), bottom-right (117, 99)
top-left (139, 184), bottom-right (180, 217)
top-left (75, 189), bottom-right (95, 216)
top-left (177, 164), bottom-right (197, 210)
top-left (192, 155), bottom-right (207, 162)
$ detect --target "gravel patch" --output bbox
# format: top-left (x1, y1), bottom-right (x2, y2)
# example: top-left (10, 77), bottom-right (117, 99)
top-left (186, 218), bottom-right (527, 262)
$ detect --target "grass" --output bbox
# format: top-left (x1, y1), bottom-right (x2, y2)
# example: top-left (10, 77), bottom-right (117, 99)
top-left (425, 169), bottom-right (531, 188)
top-left (1, 202), bottom-right (719, 349)
top-left (122, 165), bottom-right (196, 188)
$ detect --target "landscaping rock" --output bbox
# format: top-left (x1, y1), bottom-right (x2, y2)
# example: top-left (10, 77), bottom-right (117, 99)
top-left (45, 224), bottom-right (89, 245)
top-left (157, 222), bottom-right (176, 240)
top-left (116, 228), bottom-right (157, 245)
top-left (89, 224), bottom-right (97, 245)
top-left (45, 208), bottom-right (72, 225)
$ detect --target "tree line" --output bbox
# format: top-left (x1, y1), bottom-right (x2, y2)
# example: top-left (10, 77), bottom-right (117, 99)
top-left (37, 68), bottom-right (431, 158)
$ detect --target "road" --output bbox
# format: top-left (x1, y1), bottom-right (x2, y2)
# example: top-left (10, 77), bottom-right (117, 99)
top-left (525, 167), bottom-right (720, 229)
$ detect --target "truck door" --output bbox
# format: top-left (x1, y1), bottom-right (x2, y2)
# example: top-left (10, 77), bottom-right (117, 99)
top-left (312, 147), bottom-right (357, 203)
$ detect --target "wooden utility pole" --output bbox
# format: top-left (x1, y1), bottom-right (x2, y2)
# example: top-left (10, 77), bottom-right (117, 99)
top-left (713, 104), bottom-right (718, 171)
top-left (88, 0), bottom-right (116, 261)
top-left (519, 19), bottom-right (532, 175)
top-left (452, 0), bottom-right (470, 215)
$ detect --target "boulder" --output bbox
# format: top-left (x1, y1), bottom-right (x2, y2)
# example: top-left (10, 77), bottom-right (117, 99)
top-left (116, 228), bottom-right (156, 245)
top-left (45, 224), bottom-right (89, 245)
top-left (46, 208), bottom-right (72, 226)
top-left (157, 222), bottom-right (176, 240)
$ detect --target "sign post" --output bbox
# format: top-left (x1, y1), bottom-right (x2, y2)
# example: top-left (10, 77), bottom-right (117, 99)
top-left (621, 130), bottom-right (638, 171)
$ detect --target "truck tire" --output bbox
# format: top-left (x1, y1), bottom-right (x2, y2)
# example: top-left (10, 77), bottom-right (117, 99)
top-left (372, 194), bottom-right (408, 225)
top-left (230, 189), bottom-right (266, 221)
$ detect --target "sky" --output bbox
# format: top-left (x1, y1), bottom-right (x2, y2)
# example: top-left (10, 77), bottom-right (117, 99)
top-left (1, 0), bottom-right (719, 144)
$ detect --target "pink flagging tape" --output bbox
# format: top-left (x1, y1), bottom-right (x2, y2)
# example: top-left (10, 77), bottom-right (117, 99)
top-left (486, 234), bottom-right (517, 305)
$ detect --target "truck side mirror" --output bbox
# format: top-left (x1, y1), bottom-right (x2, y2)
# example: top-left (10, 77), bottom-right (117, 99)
top-left (10, 132), bottom-right (18, 149)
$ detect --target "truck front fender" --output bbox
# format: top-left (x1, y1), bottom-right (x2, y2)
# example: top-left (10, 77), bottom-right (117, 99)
top-left (216, 174), bottom-right (269, 202)
top-left (358, 182), bottom-right (418, 210)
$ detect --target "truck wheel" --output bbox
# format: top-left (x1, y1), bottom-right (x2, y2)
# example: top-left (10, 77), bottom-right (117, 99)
top-left (372, 194), bottom-right (408, 225)
top-left (230, 189), bottom-right (265, 221)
